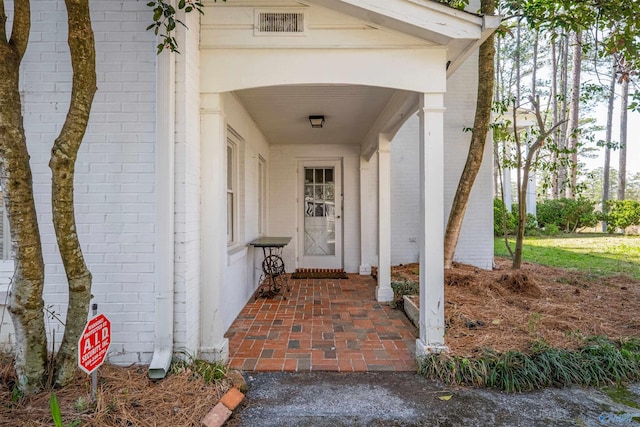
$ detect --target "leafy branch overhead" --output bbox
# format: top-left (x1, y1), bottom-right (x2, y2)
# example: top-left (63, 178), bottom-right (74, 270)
top-left (145, 0), bottom-right (206, 54)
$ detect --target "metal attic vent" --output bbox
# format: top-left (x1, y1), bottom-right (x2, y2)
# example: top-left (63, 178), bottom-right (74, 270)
top-left (257, 12), bottom-right (305, 34)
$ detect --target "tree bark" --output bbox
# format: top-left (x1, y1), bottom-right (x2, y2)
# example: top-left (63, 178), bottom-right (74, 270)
top-left (566, 31), bottom-right (582, 199)
top-left (617, 75), bottom-right (629, 201)
top-left (602, 61), bottom-right (616, 231)
top-left (443, 0), bottom-right (495, 269)
top-left (550, 38), bottom-right (559, 198)
top-left (557, 35), bottom-right (569, 198)
top-left (0, 0), bottom-right (48, 393)
top-left (50, 0), bottom-right (96, 387)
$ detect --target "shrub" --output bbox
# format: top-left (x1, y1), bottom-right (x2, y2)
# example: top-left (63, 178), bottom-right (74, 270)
top-left (390, 280), bottom-right (419, 308)
top-left (493, 198), bottom-right (517, 236)
top-left (543, 223), bottom-right (560, 235)
top-left (417, 337), bottom-right (640, 392)
top-left (537, 198), bottom-right (597, 232)
top-left (605, 200), bottom-right (640, 232)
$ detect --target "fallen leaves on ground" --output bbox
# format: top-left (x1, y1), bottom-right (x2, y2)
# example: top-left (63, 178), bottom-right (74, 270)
top-left (393, 257), bottom-right (640, 356)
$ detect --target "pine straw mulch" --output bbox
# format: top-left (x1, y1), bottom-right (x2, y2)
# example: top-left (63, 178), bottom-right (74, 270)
top-left (0, 361), bottom-right (231, 426)
top-left (393, 257), bottom-right (640, 357)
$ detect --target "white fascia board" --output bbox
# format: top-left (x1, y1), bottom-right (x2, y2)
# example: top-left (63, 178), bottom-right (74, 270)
top-left (446, 13), bottom-right (501, 77)
top-left (306, 0), bottom-right (484, 44)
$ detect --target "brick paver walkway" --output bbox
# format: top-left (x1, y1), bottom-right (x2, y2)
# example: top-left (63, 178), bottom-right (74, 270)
top-left (225, 274), bottom-right (417, 372)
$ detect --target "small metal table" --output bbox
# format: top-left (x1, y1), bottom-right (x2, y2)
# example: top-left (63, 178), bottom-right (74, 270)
top-left (249, 237), bottom-right (291, 299)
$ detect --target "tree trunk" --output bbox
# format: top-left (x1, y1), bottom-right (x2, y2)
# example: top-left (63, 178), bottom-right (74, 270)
top-left (557, 35), bottom-right (569, 198)
top-left (51, 0), bottom-right (96, 387)
top-left (531, 32), bottom-right (538, 98)
top-left (0, 0), bottom-right (48, 393)
top-left (566, 31), bottom-right (582, 199)
top-left (550, 38), bottom-right (559, 198)
top-left (602, 61), bottom-right (616, 232)
top-left (513, 100), bottom-right (565, 269)
top-left (443, 0), bottom-right (495, 269)
top-left (617, 75), bottom-right (629, 201)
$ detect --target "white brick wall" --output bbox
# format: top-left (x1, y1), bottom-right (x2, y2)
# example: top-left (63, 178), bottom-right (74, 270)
top-left (443, 52), bottom-right (494, 270)
top-left (1, 0), bottom-right (159, 363)
top-left (391, 117), bottom-right (420, 265)
top-left (391, 54), bottom-right (494, 270)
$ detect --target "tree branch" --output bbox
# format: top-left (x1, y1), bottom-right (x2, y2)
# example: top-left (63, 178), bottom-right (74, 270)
top-left (9, 0), bottom-right (30, 59)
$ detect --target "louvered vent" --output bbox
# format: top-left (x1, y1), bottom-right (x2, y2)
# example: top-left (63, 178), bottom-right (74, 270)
top-left (256, 11), bottom-right (306, 35)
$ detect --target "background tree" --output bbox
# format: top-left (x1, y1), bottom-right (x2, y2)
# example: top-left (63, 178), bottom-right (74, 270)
top-left (617, 74), bottom-right (629, 201)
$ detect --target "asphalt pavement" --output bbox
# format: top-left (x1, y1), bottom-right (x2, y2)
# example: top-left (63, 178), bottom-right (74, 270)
top-left (227, 371), bottom-right (640, 427)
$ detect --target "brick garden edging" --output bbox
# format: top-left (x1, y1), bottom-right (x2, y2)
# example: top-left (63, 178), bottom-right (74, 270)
top-left (201, 370), bottom-right (247, 427)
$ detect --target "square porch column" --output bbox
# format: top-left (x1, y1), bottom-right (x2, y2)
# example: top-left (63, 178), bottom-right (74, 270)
top-left (416, 92), bottom-right (448, 355)
top-left (376, 134), bottom-right (394, 302)
top-left (199, 93), bottom-right (229, 362)
top-left (359, 157), bottom-right (373, 275)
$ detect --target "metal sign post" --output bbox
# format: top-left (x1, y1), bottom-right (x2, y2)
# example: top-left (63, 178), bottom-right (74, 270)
top-left (78, 304), bottom-right (111, 402)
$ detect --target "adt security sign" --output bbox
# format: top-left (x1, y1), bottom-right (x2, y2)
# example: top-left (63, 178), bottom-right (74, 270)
top-left (78, 313), bottom-right (111, 374)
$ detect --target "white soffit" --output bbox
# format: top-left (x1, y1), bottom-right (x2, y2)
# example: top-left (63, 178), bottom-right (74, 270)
top-left (234, 85), bottom-right (397, 146)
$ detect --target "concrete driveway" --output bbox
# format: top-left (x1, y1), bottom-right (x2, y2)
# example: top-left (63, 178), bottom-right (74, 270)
top-left (227, 372), bottom-right (640, 426)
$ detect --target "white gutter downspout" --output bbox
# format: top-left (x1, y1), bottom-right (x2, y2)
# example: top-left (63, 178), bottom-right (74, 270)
top-left (149, 42), bottom-right (176, 380)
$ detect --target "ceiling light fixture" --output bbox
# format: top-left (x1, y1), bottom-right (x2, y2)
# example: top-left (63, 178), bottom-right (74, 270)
top-left (309, 115), bottom-right (325, 129)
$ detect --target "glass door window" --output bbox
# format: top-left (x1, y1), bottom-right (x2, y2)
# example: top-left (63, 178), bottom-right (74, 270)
top-left (303, 167), bottom-right (335, 256)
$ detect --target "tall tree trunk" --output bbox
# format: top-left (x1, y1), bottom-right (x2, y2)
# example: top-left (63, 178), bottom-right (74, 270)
top-left (51, 0), bottom-right (96, 387)
top-left (531, 32), bottom-right (538, 98)
top-left (617, 75), bottom-right (629, 201)
top-left (493, 36), bottom-right (501, 197)
top-left (0, 0), bottom-right (48, 393)
top-left (550, 38), bottom-right (560, 198)
top-left (566, 31), bottom-right (582, 199)
top-left (557, 35), bottom-right (569, 198)
top-left (602, 61), bottom-right (617, 232)
top-left (443, 0), bottom-right (495, 269)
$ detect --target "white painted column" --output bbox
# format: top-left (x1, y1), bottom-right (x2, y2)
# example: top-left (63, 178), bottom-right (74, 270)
top-left (416, 93), bottom-right (448, 355)
top-left (359, 157), bottom-right (372, 275)
top-left (199, 93), bottom-right (229, 361)
top-left (526, 173), bottom-right (537, 217)
top-left (376, 134), bottom-right (393, 302)
top-left (503, 168), bottom-right (512, 212)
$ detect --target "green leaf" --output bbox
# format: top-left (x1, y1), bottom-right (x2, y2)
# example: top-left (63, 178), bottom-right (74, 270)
top-left (153, 7), bottom-right (162, 22)
top-left (146, 1), bottom-right (156, 6)
top-left (50, 393), bottom-right (64, 427)
top-left (179, 0), bottom-right (186, 9)
top-left (438, 395), bottom-right (453, 401)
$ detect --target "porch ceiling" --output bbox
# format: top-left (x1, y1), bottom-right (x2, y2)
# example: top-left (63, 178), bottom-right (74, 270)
top-left (234, 85), bottom-right (398, 146)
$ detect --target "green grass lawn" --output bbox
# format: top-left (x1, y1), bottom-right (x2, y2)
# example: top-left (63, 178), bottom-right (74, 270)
top-left (494, 234), bottom-right (640, 280)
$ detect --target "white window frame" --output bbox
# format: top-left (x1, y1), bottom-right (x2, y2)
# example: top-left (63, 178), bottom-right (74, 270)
top-left (226, 139), bottom-right (237, 246)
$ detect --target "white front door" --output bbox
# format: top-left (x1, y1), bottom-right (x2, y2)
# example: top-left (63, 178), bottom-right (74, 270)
top-left (298, 160), bottom-right (343, 269)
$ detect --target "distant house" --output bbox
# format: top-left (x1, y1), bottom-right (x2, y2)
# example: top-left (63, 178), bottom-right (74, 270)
top-left (0, 0), bottom-right (498, 376)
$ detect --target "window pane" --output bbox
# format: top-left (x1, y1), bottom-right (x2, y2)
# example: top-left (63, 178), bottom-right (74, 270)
top-left (305, 168), bottom-right (313, 184)
top-left (227, 145), bottom-right (233, 190)
top-left (325, 168), bottom-right (333, 183)
top-left (315, 168), bottom-right (324, 183)
top-left (227, 192), bottom-right (234, 243)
